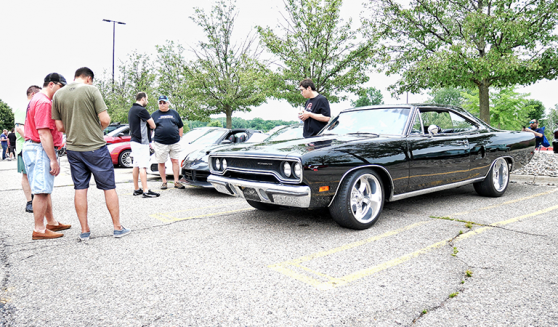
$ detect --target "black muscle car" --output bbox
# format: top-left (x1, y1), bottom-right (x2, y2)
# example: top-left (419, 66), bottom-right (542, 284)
top-left (207, 105), bottom-right (536, 230)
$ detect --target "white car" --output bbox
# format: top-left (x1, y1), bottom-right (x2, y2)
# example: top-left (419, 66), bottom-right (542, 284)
top-left (148, 127), bottom-right (233, 176)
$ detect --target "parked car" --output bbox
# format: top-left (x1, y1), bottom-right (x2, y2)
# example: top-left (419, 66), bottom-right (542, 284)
top-left (553, 128), bottom-right (558, 154)
top-left (207, 104), bottom-right (536, 230)
top-left (104, 122), bottom-right (125, 135)
top-left (106, 141), bottom-right (154, 168)
top-left (180, 127), bottom-right (298, 187)
top-left (57, 134), bottom-right (66, 157)
top-left (104, 125), bottom-right (131, 144)
top-left (147, 127), bottom-right (243, 176)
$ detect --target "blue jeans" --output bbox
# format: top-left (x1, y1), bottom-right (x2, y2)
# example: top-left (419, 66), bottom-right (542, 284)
top-left (1, 143), bottom-right (7, 160)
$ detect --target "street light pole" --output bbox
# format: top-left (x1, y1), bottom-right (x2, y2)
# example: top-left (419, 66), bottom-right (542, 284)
top-left (102, 19), bottom-right (126, 89)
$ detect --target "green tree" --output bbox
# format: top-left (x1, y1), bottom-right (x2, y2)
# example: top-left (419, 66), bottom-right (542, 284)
top-left (428, 87), bottom-right (470, 107)
top-left (542, 104), bottom-right (558, 141)
top-left (0, 99), bottom-right (14, 131)
top-left (96, 52), bottom-right (157, 123)
top-left (257, 0), bottom-right (377, 107)
top-left (184, 0), bottom-right (272, 129)
top-left (351, 87), bottom-right (384, 107)
top-left (207, 120), bottom-right (223, 127)
top-left (365, 0), bottom-right (558, 125)
top-left (524, 99), bottom-right (545, 122)
top-left (156, 41), bottom-right (208, 121)
top-left (461, 86), bottom-right (532, 130)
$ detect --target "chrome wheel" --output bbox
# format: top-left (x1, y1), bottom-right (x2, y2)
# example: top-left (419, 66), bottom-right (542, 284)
top-left (119, 150), bottom-right (133, 168)
top-left (492, 158), bottom-right (509, 192)
top-left (350, 174), bottom-right (383, 224)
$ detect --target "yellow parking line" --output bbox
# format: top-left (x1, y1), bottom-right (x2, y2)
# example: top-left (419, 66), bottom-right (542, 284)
top-left (270, 205), bottom-right (558, 290)
top-left (452, 188), bottom-right (558, 217)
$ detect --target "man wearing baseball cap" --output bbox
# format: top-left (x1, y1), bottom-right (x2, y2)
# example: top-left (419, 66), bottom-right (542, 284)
top-left (151, 95), bottom-right (185, 190)
top-left (23, 72), bottom-right (71, 240)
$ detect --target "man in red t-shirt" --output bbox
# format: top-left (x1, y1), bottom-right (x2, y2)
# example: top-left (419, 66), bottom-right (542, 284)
top-left (22, 73), bottom-right (72, 240)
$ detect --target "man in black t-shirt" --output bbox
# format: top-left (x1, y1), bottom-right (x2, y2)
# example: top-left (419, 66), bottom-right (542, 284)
top-left (128, 92), bottom-right (159, 198)
top-left (151, 95), bottom-right (185, 190)
top-left (7, 129), bottom-right (16, 160)
top-left (298, 79), bottom-right (331, 138)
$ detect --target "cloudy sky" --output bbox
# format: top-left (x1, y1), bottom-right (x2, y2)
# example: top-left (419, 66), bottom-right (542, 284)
top-left (1, 0), bottom-right (556, 122)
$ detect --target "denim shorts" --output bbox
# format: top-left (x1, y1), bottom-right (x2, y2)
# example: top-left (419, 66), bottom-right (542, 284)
top-left (22, 141), bottom-right (57, 194)
top-left (66, 145), bottom-right (116, 190)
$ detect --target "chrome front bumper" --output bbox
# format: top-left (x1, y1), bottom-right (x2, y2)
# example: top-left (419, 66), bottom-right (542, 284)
top-left (207, 175), bottom-right (312, 208)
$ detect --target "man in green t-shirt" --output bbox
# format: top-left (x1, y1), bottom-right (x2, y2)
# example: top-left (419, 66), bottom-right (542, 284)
top-left (15, 85), bottom-right (42, 213)
top-left (53, 67), bottom-right (131, 241)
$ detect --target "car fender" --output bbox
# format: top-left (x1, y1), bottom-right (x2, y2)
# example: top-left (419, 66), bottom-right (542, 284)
top-left (327, 165), bottom-right (396, 207)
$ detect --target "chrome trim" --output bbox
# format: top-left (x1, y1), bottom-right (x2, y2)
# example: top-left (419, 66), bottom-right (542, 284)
top-left (328, 165), bottom-right (396, 207)
top-left (208, 155), bottom-right (303, 184)
top-left (208, 175), bottom-right (311, 208)
top-left (391, 177), bottom-right (485, 201)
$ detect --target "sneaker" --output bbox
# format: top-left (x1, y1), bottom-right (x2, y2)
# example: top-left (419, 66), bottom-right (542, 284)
top-left (25, 201), bottom-right (33, 213)
top-left (114, 226), bottom-right (131, 238)
top-left (78, 232), bottom-right (91, 242)
top-left (143, 190), bottom-right (160, 198)
top-left (174, 181), bottom-right (186, 189)
top-left (160, 182), bottom-right (168, 190)
top-left (133, 189), bottom-right (143, 196)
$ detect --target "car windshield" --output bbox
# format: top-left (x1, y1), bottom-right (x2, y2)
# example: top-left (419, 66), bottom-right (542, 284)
top-left (183, 128), bottom-right (212, 144)
top-left (107, 125), bottom-right (129, 137)
top-left (191, 129), bottom-right (226, 145)
top-left (264, 125), bottom-right (304, 142)
top-left (321, 108), bottom-right (411, 136)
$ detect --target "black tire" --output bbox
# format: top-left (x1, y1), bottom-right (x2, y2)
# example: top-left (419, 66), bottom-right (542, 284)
top-left (473, 157), bottom-right (509, 197)
top-left (329, 169), bottom-right (384, 230)
top-left (246, 200), bottom-right (283, 211)
top-left (118, 149), bottom-right (133, 168)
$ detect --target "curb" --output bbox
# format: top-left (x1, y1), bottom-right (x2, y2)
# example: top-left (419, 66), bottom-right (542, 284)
top-left (510, 174), bottom-right (558, 185)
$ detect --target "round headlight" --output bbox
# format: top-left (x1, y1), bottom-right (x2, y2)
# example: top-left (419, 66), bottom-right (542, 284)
top-left (283, 161), bottom-right (292, 177)
top-left (222, 159), bottom-right (228, 170)
top-left (215, 158), bottom-right (221, 170)
top-left (293, 162), bottom-right (302, 178)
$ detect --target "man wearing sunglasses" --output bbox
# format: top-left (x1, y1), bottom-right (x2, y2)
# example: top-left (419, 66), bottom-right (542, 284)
top-left (522, 119), bottom-right (545, 147)
top-left (151, 95), bottom-right (185, 190)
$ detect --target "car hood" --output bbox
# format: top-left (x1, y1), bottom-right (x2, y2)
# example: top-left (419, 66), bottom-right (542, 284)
top-left (209, 134), bottom-right (387, 158)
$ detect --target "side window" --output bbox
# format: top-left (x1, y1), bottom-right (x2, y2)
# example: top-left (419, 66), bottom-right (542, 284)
top-left (420, 111), bottom-right (452, 133)
top-left (449, 112), bottom-right (478, 133)
top-left (410, 112), bottom-right (422, 135)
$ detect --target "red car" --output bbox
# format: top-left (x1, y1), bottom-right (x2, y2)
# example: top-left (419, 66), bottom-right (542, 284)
top-left (104, 125), bottom-right (131, 144)
top-left (107, 141), bottom-right (154, 168)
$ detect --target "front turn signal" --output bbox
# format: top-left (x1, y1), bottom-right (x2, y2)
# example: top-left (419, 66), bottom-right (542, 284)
top-left (319, 186), bottom-right (330, 192)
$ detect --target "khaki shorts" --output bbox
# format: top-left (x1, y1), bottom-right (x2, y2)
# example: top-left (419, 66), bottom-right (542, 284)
top-left (153, 141), bottom-right (182, 163)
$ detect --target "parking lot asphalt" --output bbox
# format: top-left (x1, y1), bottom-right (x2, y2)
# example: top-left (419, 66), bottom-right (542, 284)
top-left (1, 156), bottom-right (557, 326)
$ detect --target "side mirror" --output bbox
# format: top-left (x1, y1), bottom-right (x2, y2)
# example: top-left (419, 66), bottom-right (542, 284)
top-left (427, 125), bottom-right (440, 136)
top-left (117, 133), bottom-right (125, 137)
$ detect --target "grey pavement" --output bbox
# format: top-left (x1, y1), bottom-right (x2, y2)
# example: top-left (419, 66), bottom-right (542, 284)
top-left (1, 156), bottom-right (557, 326)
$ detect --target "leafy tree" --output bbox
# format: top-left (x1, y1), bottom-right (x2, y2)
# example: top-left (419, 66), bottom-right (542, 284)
top-left (257, 0), bottom-right (377, 107)
top-left (524, 99), bottom-right (545, 122)
top-left (351, 87), bottom-right (384, 107)
top-left (96, 52), bottom-right (157, 123)
top-left (0, 99), bottom-right (14, 131)
top-left (365, 0), bottom-right (558, 125)
top-left (427, 87), bottom-right (470, 107)
top-left (461, 86), bottom-right (532, 130)
top-left (545, 105), bottom-right (558, 141)
top-left (207, 120), bottom-right (223, 127)
top-left (156, 41), bottom-right (209, 121)
top-left (184, 0), bottom-right (272, 129)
